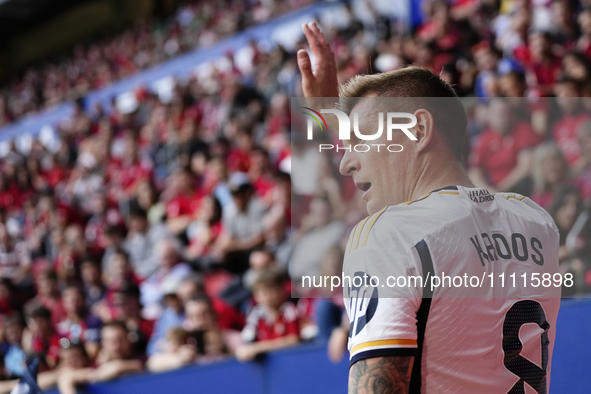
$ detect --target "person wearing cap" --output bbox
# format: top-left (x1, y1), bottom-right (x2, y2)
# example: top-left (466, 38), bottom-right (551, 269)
top-left (123, 206), bottom-right (169, 280)
top-left (218, 172), bottom-right (267, 273)
top-left (56, 321), bottom-right (144, 394)
top-left (108, 284), bottom-right (154, 356)
top-left (65, 152), bottom-right (104, 209)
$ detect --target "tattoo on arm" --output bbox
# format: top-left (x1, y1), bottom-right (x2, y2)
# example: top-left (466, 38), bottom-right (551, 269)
top-left (348, 356), bottom-right (414, 394)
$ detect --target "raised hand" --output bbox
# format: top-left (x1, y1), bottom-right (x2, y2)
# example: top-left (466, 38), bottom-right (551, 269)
top-left (297, 22), bottom-right (339, 98)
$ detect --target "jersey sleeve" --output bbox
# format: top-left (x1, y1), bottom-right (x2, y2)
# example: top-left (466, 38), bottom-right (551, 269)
top-left (346, 294), bottom-right (420, 366)
top-left (343, 209), bottom-right (424, 366)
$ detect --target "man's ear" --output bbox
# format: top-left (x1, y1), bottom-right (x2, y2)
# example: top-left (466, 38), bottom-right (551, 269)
top-left (413, 109), bottom-right (434, 151)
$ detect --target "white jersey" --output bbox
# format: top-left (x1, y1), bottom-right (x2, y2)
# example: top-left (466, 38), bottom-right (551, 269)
top-left (344, 186), bottom-right (561, 394)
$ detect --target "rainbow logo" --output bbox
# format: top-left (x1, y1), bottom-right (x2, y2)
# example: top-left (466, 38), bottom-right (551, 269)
top-left (301, 107), bottom-right (328, 133)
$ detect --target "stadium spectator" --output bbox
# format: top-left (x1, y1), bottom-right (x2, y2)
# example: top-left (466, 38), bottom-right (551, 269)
top-left (0, 343), bottom-right (91, 393)
top-left (561, 52), bottom-right (591, 96)
top-left (80, 258), bottom-right (106, 310)
top-left (578, 8), bottom-right (591, 57)
top-left (551, 185), bottom-right (584, 258)
top-left (315, 153), bottom-right (346, 220)
top-left (526, 31), bottom-right (562, 96)
top-left (56, 285), bottom-right (102, 359)
top-left (220, 248), bottom-right (277, 310)
top-left (182, 295), bottom-right (231, 359)
top-left (132, 179), bottom-right (164, 225)
top-left (527, 142), bottom-right (570, 209)
top-left (145, 281), bottom-right (187, 356)
top-left (1, 313), bottom-right (27, 376)
top-left (291, 197), bottom-right (346, 281)
top-left (145, 274), bottom-right (244, 355)
top-left (140, 238), bottom-right (191, 320)
top-left (237, 268), bottom-right (299, 362)
top-left (550, 185), bottom-right (586, 295)
top-left (56, 321), bottom-right (144, 394)
top-left (0, 0), bottom-right (314, 126)
top-left (99, 225), bottom-right (127, 274)
top-left (262, 215), bottom-right (290, 270)
top-left (219, 173), bottom-right (267, 272)
top-left (469, 98), bottom-right (543, 192)
top-left (146, 327), bottom-right (198, 372)
top-left (24, 270), bottom-right (65, 326)
top-left (0, 224), bottom-right (30, 282)
top-left (22, 306), bottom-right (61, 368)
top-left (185, 195), bottom-right (224, 268)
top-left (104, 285), bottom-right (153, 356)
top-left (102, 248), bottom-right (139, 294)
top-left (552, 80), bottom-right (590, 170)
top-left (123, 206), bottom-right (169, 279)
top-left (111, 135), bottom-right (153, 201)
top-left (575, 120), bottom-right (591, 201)
top-left (164, 169), bottom-right (199, 236)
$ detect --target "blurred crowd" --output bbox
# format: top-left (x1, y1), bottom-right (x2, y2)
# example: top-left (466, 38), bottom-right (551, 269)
top-left (0, 0), bottom-right (313, 128)
top-left (0, 0), bottom-right (591, 391)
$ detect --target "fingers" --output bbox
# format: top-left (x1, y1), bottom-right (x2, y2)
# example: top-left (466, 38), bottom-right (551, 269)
top-left (309, 22), bottom-right (330, 52)
top-left (300, 21), bottom-right (339, 97)
top-left (302, 23), bottom-right (323, 58)
top-left (302, 22), bottom-right (335, 69)
top-left (297, 49), bottom-right (314, 81)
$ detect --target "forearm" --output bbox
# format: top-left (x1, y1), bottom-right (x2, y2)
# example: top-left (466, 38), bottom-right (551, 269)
top-left (57, 368), bottom-right (95, 394)
top-left (496, 164), bottom-right (530, 192)
top-left (348, 356), bottom-right (414, 394)
top-left (327, 324), bottom-right (350, 364)
top-left (0, 379), bottom-right (18, 394)
top-left (37, 368), bottom-right (64, 390)
top-left (496, 171), bottom-right (524, 192)
top-left (93, 360), bottom-right (144, 382)
top-left (226, 234), bottom-right (264, 251)
top-left (147, 353), bottom-right (188, 373)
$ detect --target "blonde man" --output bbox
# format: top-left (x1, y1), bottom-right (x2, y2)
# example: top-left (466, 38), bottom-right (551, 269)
top-left (297, 22), bottom-right (560, 394)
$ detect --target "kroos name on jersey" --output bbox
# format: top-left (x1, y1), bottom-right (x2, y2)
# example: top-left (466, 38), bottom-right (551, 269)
top-left (469, 232), bottom-right (544, 267)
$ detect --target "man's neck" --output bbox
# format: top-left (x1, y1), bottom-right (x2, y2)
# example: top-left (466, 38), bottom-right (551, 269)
top-left (407, 159), bottom-right (474, 202)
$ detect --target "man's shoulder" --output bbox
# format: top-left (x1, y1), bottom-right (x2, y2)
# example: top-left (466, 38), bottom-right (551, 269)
top-left (494, 192), bottom-right (558, 230)
top-left (346, 192), bottom-right (469, 257)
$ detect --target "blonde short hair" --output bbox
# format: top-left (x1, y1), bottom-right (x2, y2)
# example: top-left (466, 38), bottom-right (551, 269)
top-left (338, 66), bottom-right (467, 160)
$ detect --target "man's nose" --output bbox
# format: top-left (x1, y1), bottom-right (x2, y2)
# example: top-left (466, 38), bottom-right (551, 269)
top-left (339, 150), bottom-right (359, 176)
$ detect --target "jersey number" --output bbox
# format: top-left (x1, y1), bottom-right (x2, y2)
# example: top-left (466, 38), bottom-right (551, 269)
top-left (502, 300), bottom-right (550, 394)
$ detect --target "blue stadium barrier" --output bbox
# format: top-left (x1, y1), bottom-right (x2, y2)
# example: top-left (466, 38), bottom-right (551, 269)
top-left (43, 298), bottom-right (590, 394)
top-left (43, 343), bottom-right (348, 394)
top-left (550, 298), bottom-right (591, 393)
